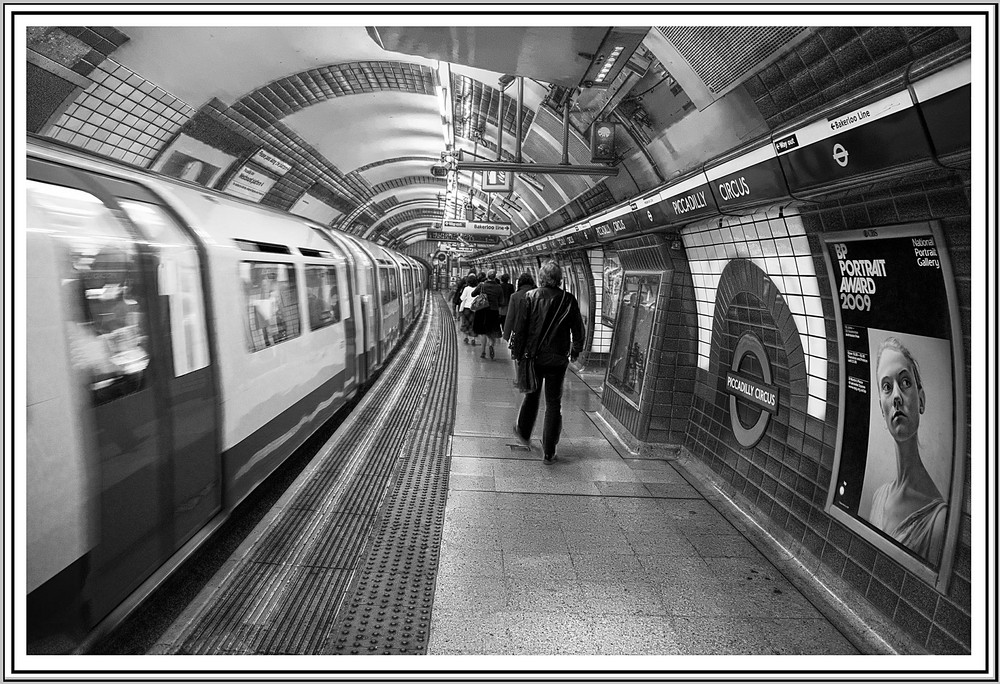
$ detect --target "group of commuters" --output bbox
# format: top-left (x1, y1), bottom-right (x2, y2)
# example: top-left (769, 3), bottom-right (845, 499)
top-left (452, 269), bottom-right (511, 359)
top-left (451, 261), bottom-right (585, 463)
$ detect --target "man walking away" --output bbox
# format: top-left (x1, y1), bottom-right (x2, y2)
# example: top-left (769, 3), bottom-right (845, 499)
top-left (510, 261), bottom-right (585, 462)
top-left (502, 272), bottom-right (535, 345)
top-left (498, 273), bottom-right (515, 335)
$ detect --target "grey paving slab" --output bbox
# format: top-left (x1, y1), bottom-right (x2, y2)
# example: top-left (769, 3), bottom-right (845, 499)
top-left (502, 611), bottom-right (598, 654)
top-left (765, 617), bottom-right (860, 655)
top-left (448, 456), bottom-right (496, 476)
top-left (686, 533), bottom-right (770, 559)
top-left (590, 614), bottom-right (684, 655)
top-left (437, 548), bottom-right (504, 578)
top-left (570, 552), bottom-right (646, 580)
top-left (578, 579), bottom-right (667, 616)
top-left (430, 317), bottom-right (858, 656)
top-left (432, 573), bottom-right (507, 612)
top-left (502, 551), bottom-right (578, 582)
top-left (669, 616), bottom-right (779, 655)
top-left (448, 473), bottom-right (496, 491)
top-left (428, 609), bottom-right (511, 655)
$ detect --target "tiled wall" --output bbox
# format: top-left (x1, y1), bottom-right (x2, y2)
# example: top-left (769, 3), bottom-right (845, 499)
top-left (586, 249), bottom-right (614, 358)
top-left (43, 56), bottom-right (194, 166)
top-left (683, 168), bottom-right (972, 653)
top-left (600, 234), bottom-right (699, 445)
top-left (743, 26), bottom-right (968, 130)
top-left (684, 212), bottom-right (828, 421)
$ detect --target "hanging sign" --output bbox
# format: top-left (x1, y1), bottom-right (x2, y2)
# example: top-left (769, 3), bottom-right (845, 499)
top-left (482, 169), bottom-right (514, 193)
top-left (822, 222), bottom-right (964, 588)
top-left (439, 220), bottom-right (512, 237)
top-left (427, 230), bottom-right (500, 245)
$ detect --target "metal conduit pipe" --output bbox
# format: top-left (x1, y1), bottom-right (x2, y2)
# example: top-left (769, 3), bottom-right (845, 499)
top-left (515, 76), bottom-right (523, 163)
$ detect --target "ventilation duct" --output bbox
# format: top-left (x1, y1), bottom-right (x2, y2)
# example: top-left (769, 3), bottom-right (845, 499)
top-left (648, 26), bottom-right (811, 108)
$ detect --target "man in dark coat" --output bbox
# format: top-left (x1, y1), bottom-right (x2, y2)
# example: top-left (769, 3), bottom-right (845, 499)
top-left (510, 261), bottom-right (585, 462)
top-left (498, 273), bottom-right (515, 334)
top-left (502, 272), bottom-right (535, 344)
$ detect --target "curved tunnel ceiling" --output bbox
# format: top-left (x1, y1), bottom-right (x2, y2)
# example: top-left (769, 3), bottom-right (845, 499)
top-left (31, 18), bottom-right (886, 255)
top-left (28, 22), bottom-right (653, 251)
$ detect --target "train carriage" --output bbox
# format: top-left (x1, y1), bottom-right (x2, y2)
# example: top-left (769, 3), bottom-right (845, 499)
top-left (25, 136), bottom-right (425, 643)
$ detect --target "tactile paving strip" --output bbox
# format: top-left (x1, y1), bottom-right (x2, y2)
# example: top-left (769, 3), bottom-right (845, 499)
top-left (324, 296), bottom-right (457, 655)
top-left (164, 295), bottom-right (456, 655)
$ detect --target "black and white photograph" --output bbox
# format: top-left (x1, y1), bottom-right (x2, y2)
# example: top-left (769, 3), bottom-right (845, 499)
top-left (6, 6), bottom-right (994, 683)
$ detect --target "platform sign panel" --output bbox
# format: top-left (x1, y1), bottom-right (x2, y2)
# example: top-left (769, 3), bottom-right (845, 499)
top-left (706, 145), bottom-right (789, 211)
top-left (439, 219), bottom-right (511, 237)
top-left (251, 148), bottom-right (292, 176)
top-left (630, 194), bottom-right (671, 232)
top-left (774, 90), bottom-right (933, 194)
top-left (822, 222), bottom-right (964, 589)
top-left (659, 175), bottom-right (719, 225)
top-left (223, 164), bottom-right (278, 203)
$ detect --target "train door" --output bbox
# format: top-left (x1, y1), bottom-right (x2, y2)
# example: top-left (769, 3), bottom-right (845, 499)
top-left (315, 229), bottom-right (362, 386)
top-left (376, 259), bottom-right (400, 357)
top-left (26, 162), bottom-right (219, 629)
top-left (401, 262), bottom-right (414, 327)
top-left (341, 234), bottom-right (381, 372)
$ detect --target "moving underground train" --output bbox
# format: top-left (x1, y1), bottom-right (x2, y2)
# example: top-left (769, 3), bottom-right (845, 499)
top-left (24, 135), bottom-right (427, 644)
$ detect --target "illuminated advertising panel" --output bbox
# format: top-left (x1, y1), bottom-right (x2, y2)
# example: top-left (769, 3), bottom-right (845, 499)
top-left (601, 250), bottom-right (623, 327)
top-left (822, 222), bottom-right (964, 589)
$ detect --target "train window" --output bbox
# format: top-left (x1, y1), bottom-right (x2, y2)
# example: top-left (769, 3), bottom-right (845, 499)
top-left (390, 271), bottom-right (399, 301)
top-left (239, 261), bottom-right (301, 352)
top-left (27, 180), bottom-right (151, 405)
top-left (304, 264), bottom-right (341, 330)
top-left (118, 200), bottom-right (210, 376)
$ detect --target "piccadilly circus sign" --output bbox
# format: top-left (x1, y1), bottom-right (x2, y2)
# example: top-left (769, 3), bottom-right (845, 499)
top-left (725, 332), bottom-right (780, 448)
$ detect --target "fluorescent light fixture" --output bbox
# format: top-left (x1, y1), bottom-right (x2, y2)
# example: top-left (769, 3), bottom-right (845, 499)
top-left (594, 46), bottom-right (624, 83)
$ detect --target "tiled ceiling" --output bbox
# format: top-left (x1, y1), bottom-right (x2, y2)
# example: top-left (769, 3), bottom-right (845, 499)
top-left (30, 20), bottom-right (939, 253)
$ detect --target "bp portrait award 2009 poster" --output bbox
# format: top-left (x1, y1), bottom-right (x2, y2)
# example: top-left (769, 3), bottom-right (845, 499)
top-left (823, 223), bottom-right (962, 582)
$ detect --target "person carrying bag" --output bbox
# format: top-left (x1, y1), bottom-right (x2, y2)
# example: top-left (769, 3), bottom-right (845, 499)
top-left (510, 261), bottom-right (585, 462)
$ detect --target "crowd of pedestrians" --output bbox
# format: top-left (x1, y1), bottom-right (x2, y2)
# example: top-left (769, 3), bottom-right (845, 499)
top-left (450, 261), bottom-right (585, 463)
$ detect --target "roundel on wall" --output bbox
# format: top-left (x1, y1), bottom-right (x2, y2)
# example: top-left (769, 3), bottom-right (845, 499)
top-left (725, 332), bottom-right (780, 448)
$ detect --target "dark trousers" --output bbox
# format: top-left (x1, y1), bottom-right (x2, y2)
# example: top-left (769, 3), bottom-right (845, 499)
top-left (516, 362), bottom-right (568, 457)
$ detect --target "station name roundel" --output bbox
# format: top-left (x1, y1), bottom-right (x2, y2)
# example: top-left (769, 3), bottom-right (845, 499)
top-left (725, 332), bottom-right (780, 448)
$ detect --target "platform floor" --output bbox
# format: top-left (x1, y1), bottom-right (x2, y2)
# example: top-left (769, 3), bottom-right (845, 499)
top-left (428, 313), bottom-right (860, 656)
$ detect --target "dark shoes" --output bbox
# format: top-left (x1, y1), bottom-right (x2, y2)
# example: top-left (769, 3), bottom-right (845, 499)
top-left (543, 453), bottom-right (555, 463)
top-left (512, 424), bottom-right (529, 446)
top-left (480, 352), bottom-right (486, 358)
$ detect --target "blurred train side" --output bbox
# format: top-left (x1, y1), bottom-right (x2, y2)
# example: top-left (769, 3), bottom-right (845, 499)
top-left (24, 136), bottom-right (427, 646)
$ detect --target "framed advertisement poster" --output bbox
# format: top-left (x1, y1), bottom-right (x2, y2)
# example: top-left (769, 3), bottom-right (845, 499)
top-left (601, 250), bottom-right (624, 327)
top-left (606, 272), bottom-right (662, 408)
top-left (822, 222), bottom-right (965, 590)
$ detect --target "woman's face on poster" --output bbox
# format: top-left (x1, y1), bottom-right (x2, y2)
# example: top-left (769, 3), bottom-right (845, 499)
top-left (877, 347), bottom-right (925, 443)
